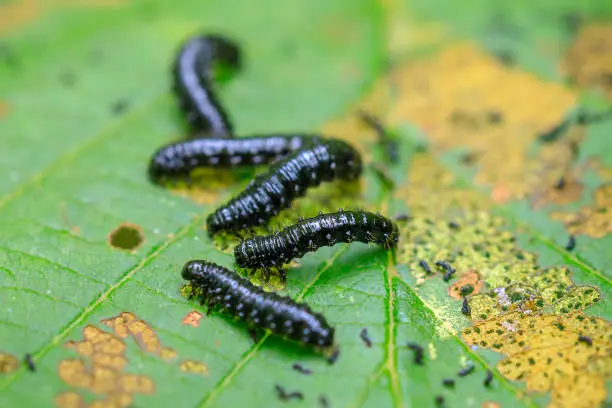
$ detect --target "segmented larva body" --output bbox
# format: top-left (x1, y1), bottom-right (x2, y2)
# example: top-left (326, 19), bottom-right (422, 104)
top-left (182, 260), bottom-right (334, 348)
top-left (148, 134), bottom-right (316, 182)
top-left (173, 34), bottom-right (240, 137)
top-left (234, 210), bottom-right (399, 269)
top-left (206, 138), bottom-right (362, 236)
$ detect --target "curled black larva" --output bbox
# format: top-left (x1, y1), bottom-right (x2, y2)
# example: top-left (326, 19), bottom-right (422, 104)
top-left (173, 34), bottom-right (241, 137)
top-left (234, 210), bottom-right (398, 269)
top-left (148, 134), bottom-right (316, 182)
top-left (181, 260), bottom-right (334, 349)
top-left (206, 139), bottom-right (362, 236)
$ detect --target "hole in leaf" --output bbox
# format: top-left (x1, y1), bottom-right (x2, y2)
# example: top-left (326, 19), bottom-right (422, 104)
top-left (108, 223), bottom-right (144, 251)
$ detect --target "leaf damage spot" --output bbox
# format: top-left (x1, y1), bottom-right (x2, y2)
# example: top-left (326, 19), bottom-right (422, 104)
top-left (57, 312), bottom-right (196, 407)
top-left (563, 24), bottom-right (612, 100)
top-left (396, 153), bottom-right (610, 405)
top-left (179, 360), bottom-right (209, 376)
top-left (108, 223), bottom-right (144, 252)
top-left (0, 351), bottom-right (19, 373)
top-left (389, 43), bottom-right (577, 202)
top-left (551, 183), bottom-right (612, 238)
top-left (448, 270), bottom-right (483, 300)
top-left (182, 310), bottom-right (203, 327)
top-left (169, 168), bottom-right (239, 206)
top-left (101, 312), bottom-right (177, 359)
top-left (463, 312), bottom-right (612, 408)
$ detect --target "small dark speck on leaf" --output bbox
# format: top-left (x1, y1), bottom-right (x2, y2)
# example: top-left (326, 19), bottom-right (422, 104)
top-left (484, 369), bottom-right (494, 387)
top-left (108, 223), bottom-right (144, 251)
top-left (565, 235), bottom-right (576, 251)
top-left (327, 347), bottom-right (340, 365)
top-left (59, 71), bottom-right (77, 87)
top-left (461, 297), bottom-right (471, 316)
top-left (458, 364), bottom-right (475, 377)
top-left (554, 177), bottom-right (566, 190)
top-left (419, 260), bottom-right (432, 275)
top-left (578, 335), bottom-right (592, 346)
top-left (407, 342), bottom-right (424, 365)
top-left (111, 98), bottom-right (130, 115)
top-left (292, 363), bottom-right (312, 375)
top-left (460, 284), bottom-right (474, 297)
top-left (435, 395), bottom-right (445, 407)
top-left (24, 354), bottom-right (35, 372)
top-left (394, 213), bottom-right (410, 222)
top-left (442, 378), bottom-right (455, 388)
top-left (360, 328), bottom-right (372, 348)
top-left (448, 221), bottom-right (460, 230)
top-left (275, 385), bottom-right (304, 401)
top-left (319, 395), bottom-right (330, 408)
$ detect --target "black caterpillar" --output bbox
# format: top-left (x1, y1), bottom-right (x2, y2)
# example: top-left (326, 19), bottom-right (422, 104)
top-left (234, 210), bottom-right (399, 269)
top-left (148, 134), bottom-right (317, 182)
top-left (173, 34), bottom-right (241, 137)
top-left (206, 138), bottom-right (362, 236)
top-left (182, 260), bottom-right (334, 348)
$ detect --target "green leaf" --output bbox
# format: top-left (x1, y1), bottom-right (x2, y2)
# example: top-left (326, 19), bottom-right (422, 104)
top-left (1, 1), bottom-right (610, 408)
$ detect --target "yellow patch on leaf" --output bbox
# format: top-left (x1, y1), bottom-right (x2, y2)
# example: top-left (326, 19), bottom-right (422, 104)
top-left (551, 183), bottom-right (612, 238)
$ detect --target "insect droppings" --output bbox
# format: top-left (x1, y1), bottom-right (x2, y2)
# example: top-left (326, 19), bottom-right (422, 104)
top-left (292, 363), bottom-right (312, 375)
top-left (24, 354), bottom-right (35, 372)
top-left (360, 328), bottom-right (372, 348)
top-left (394, 213), bottom-right (410, 222)
top-left (457, 364), bottom-right (475, 377)
top-left (419, 260), bottom-right (432, 275)
top-left (110, 98), bottom-right (130, 116)
top-left (484, 369), bottom-right (494, 387)
top-left (442, 378), bottom-right (455, 388)
top-left (207, 138), bottom-right (362, 236)
top-left (448, 221), bottom-right (460, 230)
top-left (554, 177), bottom-right (567, 190)
top-left (434, 395), bottom-right (445, 407)
top-left (319, 395), bottom-right (330, 408)
top-left (578, 335), bottom-right (592, 346)
top-left (406, 342), bottom-right (424, 365)
top-left (234, 210), bottom-right (398, 270)
top-left (173, 34), bottom-right (240, 136)
top-left (327, 347), bottom-right (340, 365)
top-left (565, 235), bottom-right (576, 251)
top-left (461, 297), bottom-right (471, 316)
top-left (436, 261), bottom-right (456, 282)
top-left (275, 385), bottom-right (304, 401)
top-left (182, 260), bottom-right (335, 349)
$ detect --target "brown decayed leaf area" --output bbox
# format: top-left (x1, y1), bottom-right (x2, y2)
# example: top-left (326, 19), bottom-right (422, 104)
top-left (463, 312), bottom-right (611, 408)
top-left (563, 24), bottom-right (612, 101)
top-left (0, 351), bottom-right (19, 374)
top-left (395, 154), bottom-right (611, 407)
top-left (551, 183), bottom-right (612, 238)
top-left (56, 312), bottom-right (205, 408)
top-left (0, 0), bottom-right (127, 34)
top-left (182, 310), bottom-right (203, 327)
top-left (388, 43), bottom-right (578, 203)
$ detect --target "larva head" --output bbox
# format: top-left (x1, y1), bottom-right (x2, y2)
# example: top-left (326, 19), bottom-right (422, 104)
top-left (315, 326), bottom-right (335, 348)
top-left (376, 215), bottom-right (400, 249)
top-left (331, 140), bottom-right (362, 180)
top-left (181, 260), bottom-right (211, 281)
top-left (148, 144), bottom-right (189, 183)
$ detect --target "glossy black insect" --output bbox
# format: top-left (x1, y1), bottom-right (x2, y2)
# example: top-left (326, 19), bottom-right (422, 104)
top-left (181, 260), bottom-right (334, 349)
top-left (275, 385), bottom-right (304, 401)
top-left (484, 369), bottom-right (494, 387)
top-left (578, 335), bottom-right (592, 346)
top-left (565, 235), bottom-right (576, 251)
top-left (360, 328), bottom-right (372, 348)
top-left (24, 354), bottom-right (35, 372)
top-left (457, 364), bottom-right (475, 377)
top-left (442, 378), bottom-right (455, 388)
top-left (234, 211), bottom-right (399, 270)
top-left (207, 139), bottom-right (363, 236)
top-left (173, 34), bottom-right (240, 136)
top-left (406, 342), bottom-right (424, 365)
top-left (461, 297), bottom-right (471, 316)
top-left (292, 363), bottom-right (312, 375)
top-left (148, 134), bottom-right (316, 182)
top-left (419, 260), bottom-right (432, 275)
